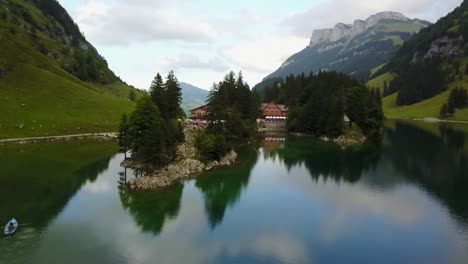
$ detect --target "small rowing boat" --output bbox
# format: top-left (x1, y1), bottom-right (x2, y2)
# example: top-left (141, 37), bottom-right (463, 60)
top-left (4, 218), bottom-right (18, 236)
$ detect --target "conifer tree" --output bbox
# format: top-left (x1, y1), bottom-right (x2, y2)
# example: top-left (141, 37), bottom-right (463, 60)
top-left (440, 103), bottom-right (448, 117)
top-left (165, 71), bottom-right (182, 119)
top-left (149, 73), bottom-right (167, 118)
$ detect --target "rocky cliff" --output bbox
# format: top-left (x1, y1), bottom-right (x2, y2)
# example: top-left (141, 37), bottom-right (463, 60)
top-left (309, 12), bottom-right (424, 46)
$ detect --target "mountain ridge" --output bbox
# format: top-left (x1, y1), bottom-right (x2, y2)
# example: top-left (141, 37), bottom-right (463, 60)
top-left (254, 11), bottom-right (431, 97)
top-left (309, 12), bottom-right (431, 47)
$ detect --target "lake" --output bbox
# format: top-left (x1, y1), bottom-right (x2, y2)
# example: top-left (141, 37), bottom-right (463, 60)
top-left (1, 120), bottom-right (467, 264)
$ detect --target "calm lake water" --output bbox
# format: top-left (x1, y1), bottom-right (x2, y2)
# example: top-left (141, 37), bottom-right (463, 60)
top-left (1, 120), bottom-right (468, 264)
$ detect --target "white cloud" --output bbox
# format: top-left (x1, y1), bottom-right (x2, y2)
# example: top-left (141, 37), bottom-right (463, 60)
top-left (65, 0), bottom-right (462, 88)
top-left (283, 0), bottom-right (462, 37)
top-left (221, 36), bottom-right (308, 78)
top-left (75, 0), bottom-right (217, 45)
top-left (155, 54), bottom-right (229, 73)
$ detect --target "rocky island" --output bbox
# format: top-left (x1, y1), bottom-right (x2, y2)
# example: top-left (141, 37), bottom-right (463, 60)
top-left (122, 127), bottom-right (237, 190)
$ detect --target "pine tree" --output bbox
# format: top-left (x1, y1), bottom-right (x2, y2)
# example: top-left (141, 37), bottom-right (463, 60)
top-left (127, 97), bottom-right (169, 164)
top-left (448, 90), bottom-right (456, 114)
top-left (440, 103), bottom-right (448, 117)
top-left (165, 71), bottom-right (182, 120)
top-left (149, 73), bottom-right (167, 118)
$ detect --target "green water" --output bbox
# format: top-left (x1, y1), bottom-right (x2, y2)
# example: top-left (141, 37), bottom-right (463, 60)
top-left (1, 121), bottom-right (468, 264)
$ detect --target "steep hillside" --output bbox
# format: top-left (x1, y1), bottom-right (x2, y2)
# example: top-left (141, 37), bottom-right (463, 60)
top-left (371, 0), bottom-right (468, 120)
top-left (0, 0), bottom-right (140, 138)
top-left (254, 12), bottom-right (430, 96)
top-left (180, 82), bottom-right (208, 114)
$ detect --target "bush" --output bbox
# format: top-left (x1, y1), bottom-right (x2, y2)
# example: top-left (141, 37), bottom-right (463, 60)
top-left (195, 130), bottom-right (227, 161)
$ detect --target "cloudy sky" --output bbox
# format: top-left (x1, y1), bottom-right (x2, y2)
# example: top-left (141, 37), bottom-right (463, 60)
top-left (60, 0), bottom-right (462, 90)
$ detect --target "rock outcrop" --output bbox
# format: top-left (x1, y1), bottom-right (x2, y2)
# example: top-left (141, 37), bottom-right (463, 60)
top-left (309, 12), bottom-right (422, 46)
top-left (124, 128), bottom-right (238, 190)
top-left (127, 150), bottom-right (237, 190)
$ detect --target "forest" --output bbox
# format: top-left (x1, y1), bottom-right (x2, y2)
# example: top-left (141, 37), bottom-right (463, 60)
top-left (198, 72), bottom-right (260, 161)
top-left (261, 71), bottom-right (384, 137)
top-left (119, 71), bottom-right (260, 167)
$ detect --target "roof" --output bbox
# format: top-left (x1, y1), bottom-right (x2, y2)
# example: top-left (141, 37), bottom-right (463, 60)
top-left (190, 104), bottom-right (209, 112)
top-left (261, 102), bottom-right (288, 112)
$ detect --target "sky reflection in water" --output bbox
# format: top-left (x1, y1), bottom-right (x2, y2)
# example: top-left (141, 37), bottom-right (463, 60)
top-left (1, 121), bottom-right (468, 264)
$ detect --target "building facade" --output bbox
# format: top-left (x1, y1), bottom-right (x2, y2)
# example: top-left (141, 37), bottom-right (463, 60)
top-left (259, 102), bottom-right (288, 122)
top-left (190, 105), bottom-right (210, 119)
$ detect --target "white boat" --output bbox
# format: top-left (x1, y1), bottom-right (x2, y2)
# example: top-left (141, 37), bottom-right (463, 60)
top-left (4, 218), bottom-right (18, 236)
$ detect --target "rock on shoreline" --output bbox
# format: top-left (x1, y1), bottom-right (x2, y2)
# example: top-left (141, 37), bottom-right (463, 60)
top-left (126, 150), bottom-right (237, 190)
top-left (122, 127), bottom-right (238, 190)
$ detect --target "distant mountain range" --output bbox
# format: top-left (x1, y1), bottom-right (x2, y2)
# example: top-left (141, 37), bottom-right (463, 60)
top-left (254, 12), bottom-right (431, 95)
top-left (180, 82), bottom-right (209, 115)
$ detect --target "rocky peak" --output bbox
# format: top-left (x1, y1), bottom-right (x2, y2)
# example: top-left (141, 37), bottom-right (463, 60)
top-left (309, 11), bottom-right (412, 46)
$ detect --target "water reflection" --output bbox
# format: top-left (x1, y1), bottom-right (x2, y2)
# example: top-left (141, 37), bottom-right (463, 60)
top-left (385, 121), bottom-right (468, 222)
top-left (0, 141), bottom-right (117, 227)
top-left (1, 121), bottom-right (468, 264)
top-left (263, 137), bottom-right (382, 183)
top-left (0, 141), bottom-right (118, 264)
top-left (195, 148), bottom-right (258, 228)
top-left (119, 184), bottom-right (184, 235)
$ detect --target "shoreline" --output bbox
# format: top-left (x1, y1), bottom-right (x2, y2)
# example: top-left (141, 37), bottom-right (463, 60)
top-left (123, 127), bottom-right (238, 190)
top-left (0, 132), bottom-right (117, 145)
top-left (387, 117), bottom-right (468, 124)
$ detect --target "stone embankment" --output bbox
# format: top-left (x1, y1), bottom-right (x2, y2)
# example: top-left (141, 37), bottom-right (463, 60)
top-left (320, 135), bottom-right (366, 146)
top-left (123, 128), bottom-right (237, 190)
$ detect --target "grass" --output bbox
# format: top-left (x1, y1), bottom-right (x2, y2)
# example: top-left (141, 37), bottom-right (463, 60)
top-left (383, 35), bottom-right (404, 46)
top-left (367, 72), bottom-right (397, 94)
top-left (0, 2), bottom-right (139, 138)
top-left (0, 64), bottom-right (136, 138)
top-left (374, 22), bottom-right (422, 33)
top-left (369, 66), bottom-right (468, 122)
top-left (371, 63), bottom-right (386, 75)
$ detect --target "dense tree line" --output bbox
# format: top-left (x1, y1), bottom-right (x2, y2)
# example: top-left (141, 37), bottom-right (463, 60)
top-left (118, 72), bottom-right (184, 166)
top-left (264, 71), bottom-right (384, 137)
top-left (440, 87), bottom-right (468, 117)
top-left (391, 59), bottom-right (448, 105)
top-left (196, 72), bottom-right (260, 161)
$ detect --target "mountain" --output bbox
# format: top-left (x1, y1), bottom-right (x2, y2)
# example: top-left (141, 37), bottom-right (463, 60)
top-left (254, 12), bottom-right (430, 95)
top-left (370, 1), bottom-right (468, 121)
top-left (180, 82), bottom-right (209, 115)
top-left (0, 0), bottom-right (140, 138)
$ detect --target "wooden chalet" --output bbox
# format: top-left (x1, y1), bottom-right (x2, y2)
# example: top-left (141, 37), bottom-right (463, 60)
top-left (259, 102), bottom-right (288, 122)
top-left (190, 105), bottom-right (210, 119)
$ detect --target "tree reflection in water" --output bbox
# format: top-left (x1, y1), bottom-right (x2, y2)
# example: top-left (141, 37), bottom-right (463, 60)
top-left (119, 184), bottom-right (184, 235)
top-left (195, 148), bottom-right (259, 228)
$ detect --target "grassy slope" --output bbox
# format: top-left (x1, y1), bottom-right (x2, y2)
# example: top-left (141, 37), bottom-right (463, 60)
top-left (0, 64), bottom-right (136, 138)
top-left (369, 68), bottom-right (468, 121)
top-left (381, 81), bottom-right (468, 121)
top-left (367, 72), bottom-right (397, 94)
top-left (0, 2), bottom-right (139, 138)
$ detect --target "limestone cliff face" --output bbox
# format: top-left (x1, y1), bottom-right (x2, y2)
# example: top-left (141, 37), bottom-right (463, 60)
top-left (309, 12), bottom-right (414, 46)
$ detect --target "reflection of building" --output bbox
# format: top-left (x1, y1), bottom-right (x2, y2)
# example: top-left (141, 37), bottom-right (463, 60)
top-left (260, 102), bottom-right (288, 122)
top-left (190, 105), bottom-right (210, 119)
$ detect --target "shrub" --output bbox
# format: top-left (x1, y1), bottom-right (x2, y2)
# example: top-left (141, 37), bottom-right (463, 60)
top-left (195, 130), bottom-right (227, 161)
